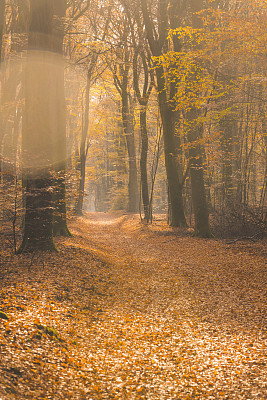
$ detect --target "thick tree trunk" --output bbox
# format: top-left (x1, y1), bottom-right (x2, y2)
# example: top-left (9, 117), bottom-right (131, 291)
top-left (186, 109), bottom-right (212, 238)
top-left (19, 0), bottom-right (57, 253)
top-left (140, 0), bottom-right (187, 226)
top-left (17, 176), bottom-right (55, 253)
top-left (183, 0), bottom-right (211, 237)
top-left (156, 66), bottom-right (187, 227)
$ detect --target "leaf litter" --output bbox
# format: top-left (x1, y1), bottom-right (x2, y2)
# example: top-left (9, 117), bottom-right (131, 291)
top-left (0, 212), bottom-right (266, 399)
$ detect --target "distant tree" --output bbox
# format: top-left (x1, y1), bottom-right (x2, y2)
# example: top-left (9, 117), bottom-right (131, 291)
top-left (74, 1), bottom-right (111, 215)
top-left (112, 15), bottom-right (139, 213)
top-left (0, 0), bottom-right (5, 62)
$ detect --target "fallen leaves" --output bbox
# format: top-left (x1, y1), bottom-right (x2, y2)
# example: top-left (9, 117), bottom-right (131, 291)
top-left (0, 212), bottom-right (266, 399)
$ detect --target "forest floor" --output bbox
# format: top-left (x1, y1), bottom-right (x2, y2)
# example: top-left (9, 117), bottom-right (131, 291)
top-left (0, 212), bottom-right (266, 400)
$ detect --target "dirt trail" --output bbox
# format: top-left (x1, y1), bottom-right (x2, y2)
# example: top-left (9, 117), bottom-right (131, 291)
top-left (69, 212), bottom-right (267, 331)
top-left (1, 212), bottom-right (266, 399)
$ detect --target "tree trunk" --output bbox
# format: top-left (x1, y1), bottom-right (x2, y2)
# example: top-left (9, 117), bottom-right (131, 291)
top-left (156, 66), bottom-right (187, 227)
top-left (219, 112), bottom-right (238, 205)
top-left (18, 0), bottom-right (57, 253)
top-left (186, 108), bottom-right (212, 238)
top-left (75, 72), bottom-right (91, 216)
top-left (121, 83), bottom-right (138, 213)
top-left (76, 153), bottom-right (86, 215)
top-left (140, 0), bottom-right (187, 226)
top-left (51, 0), bottom-right (71, 236)
top-left (17, 176), bottom-right (55, 253)
top-left (140, 108), bottom-right (149, 221)
top-left (0, 0), bottom-right (5, 63)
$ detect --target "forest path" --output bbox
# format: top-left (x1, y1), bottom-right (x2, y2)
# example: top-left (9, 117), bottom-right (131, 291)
top-left (63, 212), bottom-right (266, 398)
top-left (0, 212), bottom-right (266, 399)
top-left (69, 211), bottom-right (267, 330)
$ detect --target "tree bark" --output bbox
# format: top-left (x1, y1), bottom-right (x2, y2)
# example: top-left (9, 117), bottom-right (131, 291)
top-left (18, 0), bottom-right (57, 253)
top-left (75, 75), bottom-right (90, 216)
top-left (140, 108), bottom-right (149, 221)
top-left (140, 0), bottom-right (187, 226)
top-left (132, 49), bottom-right (153, 221)
top-left (0, 0), bottom-right (5, 63)
top-left (186, 109), bottom-right (212, 237)
top-left (121, 78), bottom-right (139, 213)
top-left (185, 0), bottom-right (212, 237)
top-left (156, 65), bottom-right (187, 227)
top-left (51, 0), bottom-right (71, 237)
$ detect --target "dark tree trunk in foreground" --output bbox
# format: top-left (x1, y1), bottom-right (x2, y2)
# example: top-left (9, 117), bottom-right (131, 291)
top-left (19, 0), bottom-right (69, 251)
top-left (18, 0), bottom-right (57, 253)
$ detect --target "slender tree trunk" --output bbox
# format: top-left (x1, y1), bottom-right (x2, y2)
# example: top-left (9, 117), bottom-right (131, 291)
top-left (132, 48), bottom-right (153, 221)
top-left (0, 0), bottom-right (4, 178)
top-left (76, 153), bottom-right (86, 215)
top-left (75, 73), bottom-right (91, 215)
top-left (51, 0), bottom-right (71, 237)
top-left (219, 112), bottom-right (238, 205)
top-left (121, 82), bottom-right (138, 213)
top-left (140, 108), bottom-right (149, 221)
top-left (0, 0), bottom-right (5, 63)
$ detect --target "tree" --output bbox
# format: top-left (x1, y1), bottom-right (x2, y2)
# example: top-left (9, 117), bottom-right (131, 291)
top-left (124, 3), bottom-right (155, 221)
top-left (0, 0), bottom-right (5, 63)
top-left (112, 14), bottom-right (139, 213)
top-left (133, 48), bottom-right (154, 221)
top-left (51, 0), bottom-right (71, 237)
top-left (140, 0), bottom-right (187, 227)
top-left (183, 0), bottom-right (212, 237)
top-left (18, 0), bottom-right (67, 252)
top-left (74, 1), bottom-right (111, 215)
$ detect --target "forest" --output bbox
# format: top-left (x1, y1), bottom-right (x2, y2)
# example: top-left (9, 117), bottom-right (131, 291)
top-left (0, 0), bottom-right (266, 399)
